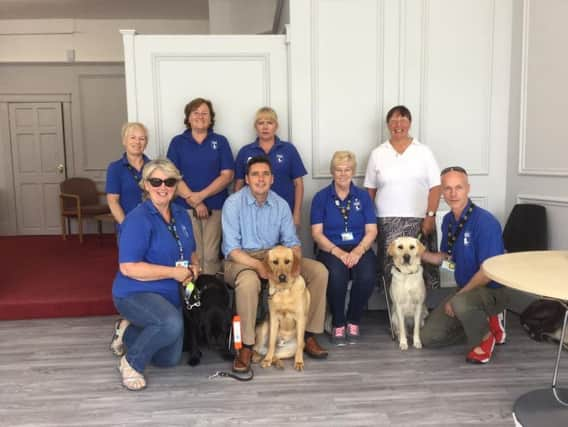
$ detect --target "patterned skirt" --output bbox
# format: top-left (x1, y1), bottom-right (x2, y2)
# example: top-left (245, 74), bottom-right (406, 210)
top-left (376, 217), bottom-right (441, 289)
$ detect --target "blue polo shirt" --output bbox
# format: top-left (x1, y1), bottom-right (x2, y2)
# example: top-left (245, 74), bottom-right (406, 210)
top-left (221, 187), bottom-right (300, 257)
top-left (167, 129), bottom-right (235, 210)
top-left (112, 200), bottom-right (196, 307)
top-left (441, 200), bottom-right (504, 289)
top-left (234, 137), bottom-right (307, 211)
top-left (310, 182), bottom-right (375, 246)
top-left (105, 153), bottom-right (151, 215)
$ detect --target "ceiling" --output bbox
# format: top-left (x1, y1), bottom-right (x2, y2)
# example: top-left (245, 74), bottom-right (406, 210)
top-left (0, 0), bottom-right (209, 19)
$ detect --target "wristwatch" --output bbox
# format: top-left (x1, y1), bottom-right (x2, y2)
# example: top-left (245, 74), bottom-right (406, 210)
top-left (426, 210), bottom-right (436, 217)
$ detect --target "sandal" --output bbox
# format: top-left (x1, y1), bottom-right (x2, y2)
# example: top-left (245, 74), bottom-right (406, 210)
top-left (119, 355), bottom-right (146, 391)
top-left (110, 318), bottom-right (129, 357)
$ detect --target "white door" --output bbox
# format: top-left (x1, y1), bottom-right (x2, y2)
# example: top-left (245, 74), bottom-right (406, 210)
top-left (121, 32), bottom-right (288, 158)
top-left (9, 102), bottom-right (66, 235)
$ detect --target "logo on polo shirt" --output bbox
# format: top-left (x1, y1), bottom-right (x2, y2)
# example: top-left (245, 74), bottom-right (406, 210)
top-left (181, 224), bottom-right (190, 238)
top-left (464, 231), bottom-right (471, 246)
top-left (353, 198), bottom-right (361, 211)
top-left (211, 140), bottom-right (218, 150)
top-left (276, 154), bottom-right (284, 163)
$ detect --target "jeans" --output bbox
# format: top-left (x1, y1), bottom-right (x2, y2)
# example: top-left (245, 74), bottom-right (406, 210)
top-left (317, 246), bottom-right (377, 327)
top-left (113, 292), bottom-right (184, 373)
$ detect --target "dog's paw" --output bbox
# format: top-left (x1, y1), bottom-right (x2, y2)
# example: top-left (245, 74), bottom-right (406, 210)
top-left (414, 340), bottom-right (422, 349)
top-left (274, 358), bottom-right (284, 370)
top-left (399, 341), bottom-right (409, 351)
top-left (260, 357), bottom-right (272, 368)
top-left (251, 351), bottom-right (263, 364)
top-left (294, 360), bottom-right (304, 371)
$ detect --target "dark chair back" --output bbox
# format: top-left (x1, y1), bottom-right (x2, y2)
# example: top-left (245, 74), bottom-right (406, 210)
top-left (60, 177), bottom-right (99, 210)
top-left (502, 204), bottom-right (548, 252)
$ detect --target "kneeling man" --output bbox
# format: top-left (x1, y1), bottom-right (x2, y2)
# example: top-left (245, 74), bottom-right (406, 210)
top-left (222, 156), bottom-right (329, 372)
top-left (421, 166), bottom-right (506, 364)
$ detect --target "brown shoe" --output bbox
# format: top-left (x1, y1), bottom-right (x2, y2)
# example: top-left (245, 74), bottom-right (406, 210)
top-left (232, 347), bottom-right (253, 373)
top-left (304, 336), bottom-right (328, 359)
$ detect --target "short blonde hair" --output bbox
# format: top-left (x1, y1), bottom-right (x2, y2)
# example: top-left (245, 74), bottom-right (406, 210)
top-left (121, 122), bottom-right (148, 141)
top-left (139, 158), bottom-right (182, 199)
top-left (254, 106), bottom-right (278, 127)
top-left (330, 150), bottom-right (357, 174)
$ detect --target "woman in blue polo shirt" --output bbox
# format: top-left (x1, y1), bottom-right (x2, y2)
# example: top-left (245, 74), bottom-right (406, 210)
top-left (110, 158), bottom-right (199, 391)
top-left (234, 107), bottom-right (307, 226)
top-left (167, 98), bottom-right (234, 275)
top-left (105, 122), bottom-right (151, 226)
top-left (311, 151), bottom-right (378, 346)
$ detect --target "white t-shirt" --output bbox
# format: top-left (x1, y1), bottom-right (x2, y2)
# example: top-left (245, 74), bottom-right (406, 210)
top-left (363, 139), bottom-right (440, 218)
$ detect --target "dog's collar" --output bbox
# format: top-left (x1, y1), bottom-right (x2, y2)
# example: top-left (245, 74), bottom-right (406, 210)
top-left (268, 284), bottom-right (293, 296)
top-left (393, 265), bottom-right (421, 275)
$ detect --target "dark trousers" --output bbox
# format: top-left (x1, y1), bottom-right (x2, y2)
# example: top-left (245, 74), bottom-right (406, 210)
top-left (317, 246), bottom-right (377, 327)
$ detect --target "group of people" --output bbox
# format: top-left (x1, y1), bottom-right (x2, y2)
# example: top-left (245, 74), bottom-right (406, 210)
top-left (106, 100), bottom-right (506, 391)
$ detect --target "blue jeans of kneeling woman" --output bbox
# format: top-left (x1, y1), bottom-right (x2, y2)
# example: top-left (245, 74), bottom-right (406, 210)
top-left (317, 246), bottom-right (377, 327)
top-left (113, 292), bottom-right (184, 373)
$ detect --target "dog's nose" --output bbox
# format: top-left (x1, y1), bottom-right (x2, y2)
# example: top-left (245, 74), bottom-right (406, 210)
top-left (403, 254), bottom-right (411, 264)
top-left (278, 274), bottom-right (287, 283)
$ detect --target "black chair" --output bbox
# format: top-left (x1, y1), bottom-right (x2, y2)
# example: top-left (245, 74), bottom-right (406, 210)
top-left (503, 203), bottom-right (548, 252)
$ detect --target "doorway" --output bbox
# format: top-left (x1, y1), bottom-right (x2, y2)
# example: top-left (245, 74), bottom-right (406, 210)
top-left (8, 102), bottom-right (67, 235)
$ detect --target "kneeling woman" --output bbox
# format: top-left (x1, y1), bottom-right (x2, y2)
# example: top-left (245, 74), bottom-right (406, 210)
top-left (110, 158), bottom-right (199, 390)
top-left (311, 151), bottom-right (377, 345)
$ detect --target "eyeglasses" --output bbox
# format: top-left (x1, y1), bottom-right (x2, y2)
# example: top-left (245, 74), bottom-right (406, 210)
top-left (440, 166), bottom-right (468, 176)
top-left (191, 111), bottom-right (210, 117)
top-left (148, 177), bottom-right (178, 188)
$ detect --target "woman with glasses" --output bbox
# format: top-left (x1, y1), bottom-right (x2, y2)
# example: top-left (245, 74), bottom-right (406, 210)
top-left (167, 97), bottom-right (235, 275)
top-left (234, 106), bottom-right (307, 227)
top-left (110, 158), bottom-right (199, 391)
top-left (364, 105), bottom-right (441, 292)
top-left (105, 122), bottom-right (151, 227)
top-left (311, 151), bottom-right (377, 345)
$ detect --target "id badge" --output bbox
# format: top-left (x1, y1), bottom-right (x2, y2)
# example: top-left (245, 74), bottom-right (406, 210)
top-left (341, 232), bottom-right (354, 242)
top-left (176, 260), bottom-right (189, 268)
top-left (441, 260), bottom-right (455, 272)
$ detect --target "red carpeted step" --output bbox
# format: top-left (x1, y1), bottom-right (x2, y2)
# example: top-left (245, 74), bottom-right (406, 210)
top-left (0, 235), bottom-right (119, 320)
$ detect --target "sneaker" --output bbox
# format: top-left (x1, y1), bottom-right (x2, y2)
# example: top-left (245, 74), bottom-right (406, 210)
top-left (331, 326), bottom-right (347, 346)
top-left (466, 334), bottom-right (496, 364)
top-left (346, 323), bottom-right (360, 344)
top-left (489, 313), bottom-right (506, 345)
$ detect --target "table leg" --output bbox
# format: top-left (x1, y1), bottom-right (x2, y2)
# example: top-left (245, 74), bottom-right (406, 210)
top-left (552, 307), bottom-right (568, 406)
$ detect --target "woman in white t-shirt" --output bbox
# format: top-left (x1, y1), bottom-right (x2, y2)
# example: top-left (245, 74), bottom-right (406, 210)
top-left (364, 105), bottom-right (441, 289)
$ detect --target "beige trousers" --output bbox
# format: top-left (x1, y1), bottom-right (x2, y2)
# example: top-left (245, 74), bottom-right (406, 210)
top-left (223, 249), bottom-right (328, 345)
top-left (189, 209), bottom-right (222, 275)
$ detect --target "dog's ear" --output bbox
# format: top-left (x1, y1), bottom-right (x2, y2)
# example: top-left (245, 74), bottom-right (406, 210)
top-left (416, 240), bottom-right (426, 256)
top-left (263, 251), bottom-right (273, 281)
top-left (292, 251), bottom-right (302, 278)
top-left (387, 240), bottom-right (397, 257)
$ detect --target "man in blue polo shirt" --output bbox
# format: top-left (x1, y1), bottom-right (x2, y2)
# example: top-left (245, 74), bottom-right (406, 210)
top-left (421, 166), bottom-right (506, 364)
top-left (222, 156), bottom-right (328, 373)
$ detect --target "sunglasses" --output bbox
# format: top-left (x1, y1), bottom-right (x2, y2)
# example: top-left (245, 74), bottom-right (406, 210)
top-left (441, 166), bottom-right (468, 176)
top-left (148, 177), bottom-right (178, 188)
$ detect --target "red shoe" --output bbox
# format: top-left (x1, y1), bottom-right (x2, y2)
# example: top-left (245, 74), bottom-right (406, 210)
top-left (489, 313), bottom-right (506, 345)
top-left (466, 334), bottom-right (495, 364)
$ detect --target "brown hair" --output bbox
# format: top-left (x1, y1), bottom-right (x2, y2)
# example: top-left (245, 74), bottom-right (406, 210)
top-left (183, 97), bottom-right (215, 130)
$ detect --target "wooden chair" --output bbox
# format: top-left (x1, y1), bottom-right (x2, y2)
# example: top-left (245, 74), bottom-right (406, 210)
top-left (59, 177), bottom-right (110, 243)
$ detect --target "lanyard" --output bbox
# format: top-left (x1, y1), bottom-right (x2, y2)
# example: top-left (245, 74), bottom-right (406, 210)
top-left (334, 196), bottom-right (352, 232)
top-left (126, 163), bottom-right (143, 184)
top-left (446, 202), bottom-right (476, 259)
top-left (165, 217), bottom-right (185, 261)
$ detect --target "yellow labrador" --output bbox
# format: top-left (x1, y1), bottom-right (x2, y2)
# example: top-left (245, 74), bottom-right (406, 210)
top-left (252, 246), bottom-right (310, 371)
top-left (388, 237), bottom-right (427, 351)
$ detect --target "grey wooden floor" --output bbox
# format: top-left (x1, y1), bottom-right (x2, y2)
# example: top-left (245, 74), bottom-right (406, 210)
top-left (0, 311), bottom-right (565, 427)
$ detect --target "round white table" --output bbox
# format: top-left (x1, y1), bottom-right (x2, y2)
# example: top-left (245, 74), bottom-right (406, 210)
top-left (483, 251), bottom-right (568, 426)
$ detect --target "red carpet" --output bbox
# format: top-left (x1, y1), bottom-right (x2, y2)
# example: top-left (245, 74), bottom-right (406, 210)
top-left (0, 235), bottom-right (118, 320)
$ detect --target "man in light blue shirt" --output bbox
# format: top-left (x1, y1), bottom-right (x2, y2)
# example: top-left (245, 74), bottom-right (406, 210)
top-left (222, 156), bottom-right (329, 373)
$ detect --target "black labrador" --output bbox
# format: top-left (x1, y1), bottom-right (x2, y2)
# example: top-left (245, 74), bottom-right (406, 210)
top-left (181, 274), bottom-right (233, 366)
